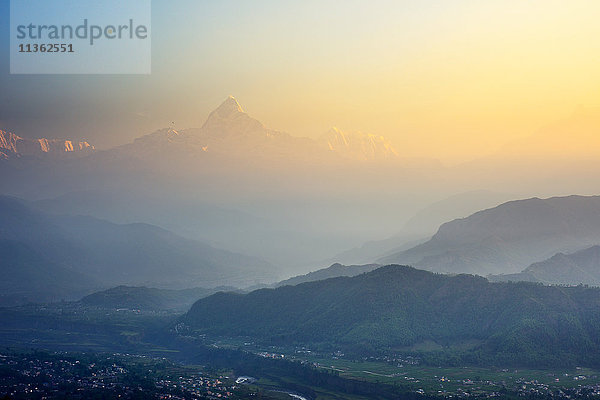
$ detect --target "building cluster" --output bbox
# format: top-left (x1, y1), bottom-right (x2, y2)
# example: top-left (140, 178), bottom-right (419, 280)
top-left (0, 354), bottom-right (139, 398)
top-left (156, 375), bottom-right (237, 399)
top-left (0, 353), bottom-right (242, 399)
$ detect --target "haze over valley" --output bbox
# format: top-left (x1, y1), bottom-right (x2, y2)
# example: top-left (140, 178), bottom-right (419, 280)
top-left (3, 96), bottom-right (600, 277)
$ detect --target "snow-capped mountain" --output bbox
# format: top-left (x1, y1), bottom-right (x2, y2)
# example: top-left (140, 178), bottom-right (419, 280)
top-left (319, 127), bottom-right (399, 160)
top-left (201, 95), bottom-right (265, 138)
top-left (114, 97), bottom-right (399, 164)
top-left (110, 97), bottom-right (312, 162)
top-left (1, 97), bottom-right (400, 166)
top-left (0, 129), bottom-right (94, 160)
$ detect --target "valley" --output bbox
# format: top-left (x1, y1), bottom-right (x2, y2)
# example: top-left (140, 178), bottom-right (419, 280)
top-left (4, 293), bottom-right (600, 399)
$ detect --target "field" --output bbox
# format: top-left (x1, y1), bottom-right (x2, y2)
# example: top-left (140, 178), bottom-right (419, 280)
top-left (306, 356), bottom-right (600, 395)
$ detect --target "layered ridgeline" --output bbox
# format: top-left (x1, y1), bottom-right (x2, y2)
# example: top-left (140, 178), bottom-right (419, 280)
top-left (379, 195), bottom-right (600, 276)
top-left (182, 265), bottom-right (600, 366)
top-left (79, 286), bottom-right (237, 312)
top-left (491, 245), bottom-right (600, 285)
top-left (274, 263), bottom-right (381, 287)
top-left (331, 190), bottom-right (514, 265)
top-left (0, 97), bottom-right (408, 269)
top-left (0, 196), bottom-right (274, 306)
top-left (0, 239), bottom-right (95, 307)
top-left (79, 264), bottom-right (379, 312)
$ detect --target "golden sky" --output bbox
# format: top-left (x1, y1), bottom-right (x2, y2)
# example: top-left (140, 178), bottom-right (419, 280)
top-left (2, 0), bottom-right (600, 161)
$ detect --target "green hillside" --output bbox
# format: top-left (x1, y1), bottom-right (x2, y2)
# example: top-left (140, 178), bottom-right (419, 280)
top-left (183, 265), bottom-right (600, 367)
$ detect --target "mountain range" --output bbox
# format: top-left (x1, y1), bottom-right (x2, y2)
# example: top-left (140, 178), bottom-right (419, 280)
top-left (0, 129), bottom-right (94, 160)
top-left (89, 96), bottom-right (400, 166)
top-left (319, 126), bottom-right (398, 160)
top-left (379, 195), bottom-right (600, 275)
top-left (0, 97), bottom-right (411, 269)
top-left (0, 196), bottom-right (275, 306)
top-left (3, 97), bottom-right (600, 277)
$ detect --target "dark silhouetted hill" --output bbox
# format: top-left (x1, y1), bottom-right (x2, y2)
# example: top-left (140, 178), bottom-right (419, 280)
top-left (183, 265), bottom-right (600, 366)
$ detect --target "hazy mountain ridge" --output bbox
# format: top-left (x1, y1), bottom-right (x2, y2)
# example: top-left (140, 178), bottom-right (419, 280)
top-left (331, 190), bottom-right (513, 265)
top-left (0, 195), bottom-right (275, 305)
top-left (275, 263), bottom-right (381, 287)
top-left (379, 195), bottom-right (600, 275)
top-left (0, 97), bottom-right (414, 270)
top-left (491, 245), bottom-right (600, 286)
top-left (3, 98), bottom-right (599, 274)
top-left (182, 264), bottom-right (600, 366)
top-left (0, 239), bottom-right (97, 306)
top-left (32, 190), bottom-right (260, 245)
top-left (79, 285), bottom-right (237, 312)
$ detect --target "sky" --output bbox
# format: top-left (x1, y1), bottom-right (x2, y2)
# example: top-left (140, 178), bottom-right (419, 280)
top-left (1, 0), bottom-right (600, 161)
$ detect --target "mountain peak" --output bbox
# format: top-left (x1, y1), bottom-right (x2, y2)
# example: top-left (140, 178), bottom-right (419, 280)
top-left (213, 96), bottom-right (244, 118)
top-left (201, 96), bottom-right (264, 135)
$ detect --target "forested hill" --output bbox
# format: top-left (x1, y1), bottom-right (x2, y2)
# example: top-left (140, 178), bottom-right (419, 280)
top-left (183, 265), bottom-right (600, 367)
top-left (79, 285), bottom-right (237, 312)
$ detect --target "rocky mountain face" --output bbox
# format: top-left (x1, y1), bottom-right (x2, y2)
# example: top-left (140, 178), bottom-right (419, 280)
top-left (379, 195), bottom-right (600, 276)
top-left (0, 129), bottom-right (94, 160)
